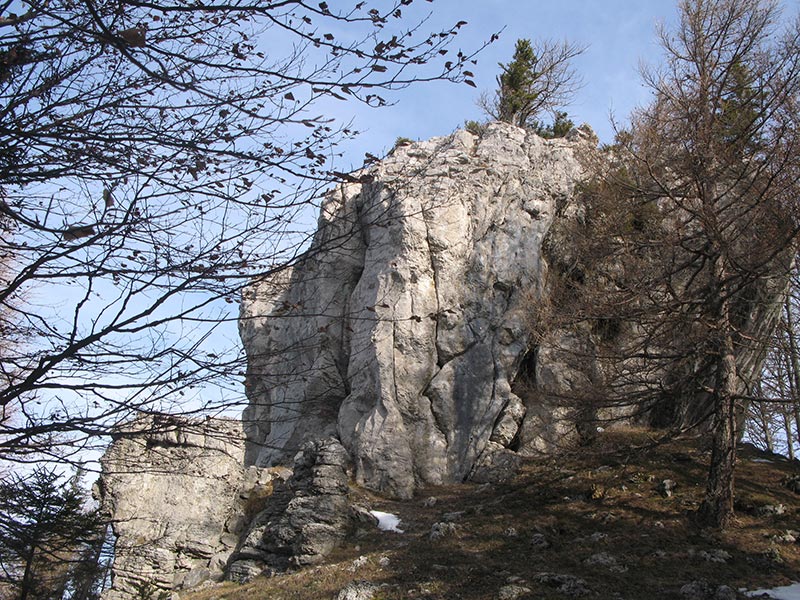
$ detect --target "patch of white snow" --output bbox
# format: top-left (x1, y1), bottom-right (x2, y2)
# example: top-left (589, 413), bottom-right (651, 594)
top-left (369, 510), bottom-right (404, 533)
top-left (745, 583), bottom-right (800, 599)
top-left (750, 458), bottom-right (774, 463)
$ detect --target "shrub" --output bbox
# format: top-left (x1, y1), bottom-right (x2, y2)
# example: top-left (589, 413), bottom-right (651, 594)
top-left (464, 120), bottom-right (488, 136)
top-left (392, 136), bottom-right (414, 150)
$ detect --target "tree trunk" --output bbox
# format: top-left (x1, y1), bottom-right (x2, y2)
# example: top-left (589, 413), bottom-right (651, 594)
top-left (782, 411), bottom-right (795, 460)
top-left (19, 547), bottom-right (35, 600)
top-left (785, 296), bottom-right (800, 397)
top-left (794, 404), bottom-right (800, 459)
top-left (782, 296), bottom-right (800, 459)
top-left (697, 326), bottom-right (739, 529)
top-left (753, 385), bottom-right (774, 451)
top-left (764, 408), bottom-right (775, 453)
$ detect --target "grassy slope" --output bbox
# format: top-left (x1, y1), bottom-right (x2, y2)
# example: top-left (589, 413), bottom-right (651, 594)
top-left (186, 428), bottom-right (800, 600)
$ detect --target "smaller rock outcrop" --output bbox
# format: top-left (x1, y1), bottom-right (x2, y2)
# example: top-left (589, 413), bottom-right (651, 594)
top-left (229, 438), bottom-right (354, 578)
top-left (101, 426), bottom-right (363, 597)
top-left (98, 417), bottom-right (274, 599)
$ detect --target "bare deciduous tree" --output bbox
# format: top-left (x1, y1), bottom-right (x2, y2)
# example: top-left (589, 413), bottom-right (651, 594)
top-left (0, 0), bottom-right (488, 464)
top-left (626, 0), bottom-right (800, 528)
top-left (637, 0), bottom-right (800, 529)
top-left (548, 0), bottom-right (800, 529)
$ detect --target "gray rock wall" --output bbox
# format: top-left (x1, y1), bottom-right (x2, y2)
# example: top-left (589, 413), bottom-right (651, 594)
top-left (240, 121), bottom-right (785, 499)
top-left (100, 122), bottom-right (787, 594)
top-left (240, 123), bottom-right (594, 498)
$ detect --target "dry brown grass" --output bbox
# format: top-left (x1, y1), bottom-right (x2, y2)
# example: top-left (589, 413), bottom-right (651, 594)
top-left (184, 428), bottom-right (800, 600)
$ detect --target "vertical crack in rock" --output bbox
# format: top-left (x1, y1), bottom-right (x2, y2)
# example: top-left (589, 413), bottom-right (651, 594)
top-left (240, 179), bottom-right (368, 467)
top-left (416, 198), bottom-right (450, 483)
top-left (390, 317), bottom-right (401, 433)
top-left (422, 204), bottom-right (442, 368)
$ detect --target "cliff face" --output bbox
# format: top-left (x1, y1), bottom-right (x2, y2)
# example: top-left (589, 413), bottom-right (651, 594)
top-left (240, 123), bottom-right (597, 499)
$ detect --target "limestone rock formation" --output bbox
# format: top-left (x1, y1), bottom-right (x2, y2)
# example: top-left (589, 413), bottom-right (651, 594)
top-left (100, 121), bottom-right (787, 596)
top-left (240, 120), bottom-right (784, 499)
top-left (98, 417), bottom-right (275, 598)
top-left (240, 122), bottom-right (594, 498)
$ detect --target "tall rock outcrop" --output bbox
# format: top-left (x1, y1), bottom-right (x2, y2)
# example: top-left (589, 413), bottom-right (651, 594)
top-left (100, 122), bottom-right (787, 596)
top-left (240, 121), bottom-right (784, 499)
top-left (240, 122), bottom-right (597, 499)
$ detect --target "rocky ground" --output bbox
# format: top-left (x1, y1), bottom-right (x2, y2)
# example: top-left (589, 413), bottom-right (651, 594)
top-left (183, 428), bottom-right (800, 600)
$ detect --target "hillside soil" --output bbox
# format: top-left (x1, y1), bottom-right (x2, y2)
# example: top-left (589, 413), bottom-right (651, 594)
top-left (185, 428), bottom-right (800, 600)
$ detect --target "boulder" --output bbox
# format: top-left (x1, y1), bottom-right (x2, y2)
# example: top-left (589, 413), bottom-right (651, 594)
top-left (230, 438), bottom-right (353, 575)
top-left (335, 581), bottom-right (381, 600)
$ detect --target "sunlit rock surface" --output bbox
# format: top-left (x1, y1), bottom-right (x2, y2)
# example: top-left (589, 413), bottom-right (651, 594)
top-left (101, 122), bottom-right (786, 598)
top-left (240, 122), bottom-right (596, 498)
top-left (99, 417), bottom-right (274, 599)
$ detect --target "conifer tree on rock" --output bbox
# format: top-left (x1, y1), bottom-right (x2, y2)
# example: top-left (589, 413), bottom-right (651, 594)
top-left (480, 38), bottom-right (584, 129)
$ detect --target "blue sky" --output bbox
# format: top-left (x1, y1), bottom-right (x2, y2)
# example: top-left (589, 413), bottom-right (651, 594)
top-left (332, 0), bottom-right (799, 164)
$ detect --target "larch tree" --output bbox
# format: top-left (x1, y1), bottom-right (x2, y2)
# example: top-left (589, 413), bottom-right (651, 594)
top-left (606, 0), bottom-right (800, 528)
top-left (540, 0), bottom-right (800, 531)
